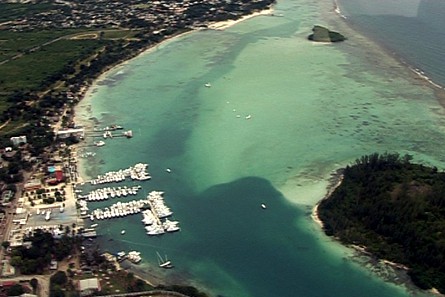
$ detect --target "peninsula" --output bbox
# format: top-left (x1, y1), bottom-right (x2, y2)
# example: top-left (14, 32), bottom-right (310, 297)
top-left (317, 153), bottom-right (445, 294)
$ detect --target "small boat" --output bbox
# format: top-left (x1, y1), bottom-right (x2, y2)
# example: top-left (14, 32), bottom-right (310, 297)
top-left (121, 230), bottom-right (126, 235)
top-left (91, 224), bottom-right (98, 228)
top-left (123, 130), bottom-right (133, 138)
top-left (156, 252), bottom-right (173, 269)
top-left (166, 168), bottom-right (172, 173)
top-left (261, 203), bottom-right (267, 209)
top-left (245, 115), bottom-right (252, 120)
top-left (204, 83), bottom-right (211, 88)
top-left (103, 131), bottom-right (113, 138)
top-left (94, 140), bottom-right (105, 147)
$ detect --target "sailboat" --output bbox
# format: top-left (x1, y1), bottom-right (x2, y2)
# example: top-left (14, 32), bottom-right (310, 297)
top-left (156, 251), bottom-right (173, 269)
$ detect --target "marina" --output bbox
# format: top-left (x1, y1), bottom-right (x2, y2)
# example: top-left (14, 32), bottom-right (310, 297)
top-left (77, 185), bottom-right (142, 201)
top-left (90, 199), bottom-right (148, 220)
top-left (82, 190), bottom-right (181, 236)
top-left (73, 162), bottom-right (181, 236)
top-left (89, 163), bottom-right (151, 184)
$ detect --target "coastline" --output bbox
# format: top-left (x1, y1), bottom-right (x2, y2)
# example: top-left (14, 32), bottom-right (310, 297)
top-left (331, 0), bottom-right (445, 104)
top-left (73, 4), bottom-right (275, 190)
top-left (207, 7), bottom-right (274, 30)
top-left (312, 169), bottom-right (444, 295)
top-left (311, 170), bottom-right (343, 229)
top-left (71, 5), bottom-right (275, 292)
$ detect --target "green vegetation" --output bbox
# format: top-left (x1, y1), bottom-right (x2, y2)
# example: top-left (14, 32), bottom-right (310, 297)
top-left (7, 284), bottom-right (25, 296)
top-left (0, 28), bottom-right (168, 135)
top-left (0, 30), bottom-right (83, 62)
top-left (318, 153), bottom-right (445, 293)
top-left (308, 25), bottom-right (346, 42)
top-left (157, 284), bottom-right (209, 297)
top-left (1, 38), bottom-right (106, 91)
top-left (9, 228), bottom-right (80, 274)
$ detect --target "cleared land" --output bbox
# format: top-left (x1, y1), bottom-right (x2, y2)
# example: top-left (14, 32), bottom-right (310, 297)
top-left (0, 29), bottom-right (141, 116)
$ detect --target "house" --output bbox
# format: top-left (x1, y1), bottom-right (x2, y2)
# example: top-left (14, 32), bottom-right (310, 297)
top-left (1, 190), bottom-right (14, 206)
top-left (0, 280), bottom-right (16, 288)
top-left (23, 179), bottom-right (42, 191)
top-left (10, 135), bottom-right (27, 146)
top-left (78, 278), bottom-right (101, 296)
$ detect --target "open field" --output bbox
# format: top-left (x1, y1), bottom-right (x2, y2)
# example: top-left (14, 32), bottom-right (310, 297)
top-left (0, 38), bottom-right (106, 91)
top-left (0, 28), bottom-right (140, 120)
top-left (0, 30), bottom-right (85, 62)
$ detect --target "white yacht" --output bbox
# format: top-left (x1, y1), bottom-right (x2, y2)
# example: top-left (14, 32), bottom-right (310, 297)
top-left (163, 219), bottom-right (180, 232)
top-left (127, 251), bottom-right (142, 264)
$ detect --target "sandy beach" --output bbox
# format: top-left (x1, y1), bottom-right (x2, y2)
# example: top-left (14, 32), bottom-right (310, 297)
top-left (311, 172), bottom-right (343, 228)
top-left (70, 6), bottom-right (276, 290)
top-left (207, 7), bottom-right (274, 30)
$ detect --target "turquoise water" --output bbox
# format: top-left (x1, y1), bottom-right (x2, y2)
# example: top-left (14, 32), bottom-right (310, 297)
top-left (75, 0), bottom-right (445, 296)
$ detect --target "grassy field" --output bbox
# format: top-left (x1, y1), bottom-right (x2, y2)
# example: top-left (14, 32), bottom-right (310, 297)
top-left (0, 27), bottom-right (141, 120)
top-left (0, 38), bottom-right (106, 92)
top-left (0, 30), bottom-right (85, 62)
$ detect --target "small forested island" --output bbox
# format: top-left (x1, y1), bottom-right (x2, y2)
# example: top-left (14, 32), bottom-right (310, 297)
top-left (317, 153), bottom-right (445, 293)
top-left (307, 25), bottom-right (346, 42)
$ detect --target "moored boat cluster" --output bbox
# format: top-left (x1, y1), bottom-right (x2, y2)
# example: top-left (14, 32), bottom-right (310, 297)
top-left (78, 188), bottom-right (180, 236)
top-left (142, 191), bottom-right (180, 235)
top-left (89, 163), bottom-right (150, 185)
top-left (77, 185), bottom-right (142, 201)
top-left (90, 199), bottom-right (148, 220)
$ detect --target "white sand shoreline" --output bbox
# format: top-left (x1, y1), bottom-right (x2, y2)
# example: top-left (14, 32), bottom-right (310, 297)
top-left (311, 173), bottom-right (343, 229)
top-left (72, 5), bottom-right (275, 182)
top-left (208, 7), bottom-right (274, 30)
top-left (70, 5), bottom-right (275, 288)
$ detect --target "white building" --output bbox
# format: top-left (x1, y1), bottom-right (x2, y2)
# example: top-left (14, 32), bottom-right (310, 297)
top-left (10, 135), bottom-right (27, 146)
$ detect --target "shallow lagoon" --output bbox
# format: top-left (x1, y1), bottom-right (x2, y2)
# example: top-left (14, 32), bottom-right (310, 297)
top-left (75, 0), bottom-right (445, 296)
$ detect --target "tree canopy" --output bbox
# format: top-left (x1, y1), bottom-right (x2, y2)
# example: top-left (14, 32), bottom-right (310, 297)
top-left (318, 153), bottom-right (445, 293)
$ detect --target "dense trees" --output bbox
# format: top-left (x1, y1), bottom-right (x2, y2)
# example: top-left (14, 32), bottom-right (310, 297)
top-left (50, 271), bottom-right (67, 297)
top-left (10, 229), bottom-right (80, 274)
top-left (318, 153), bottom-right (445, 293)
